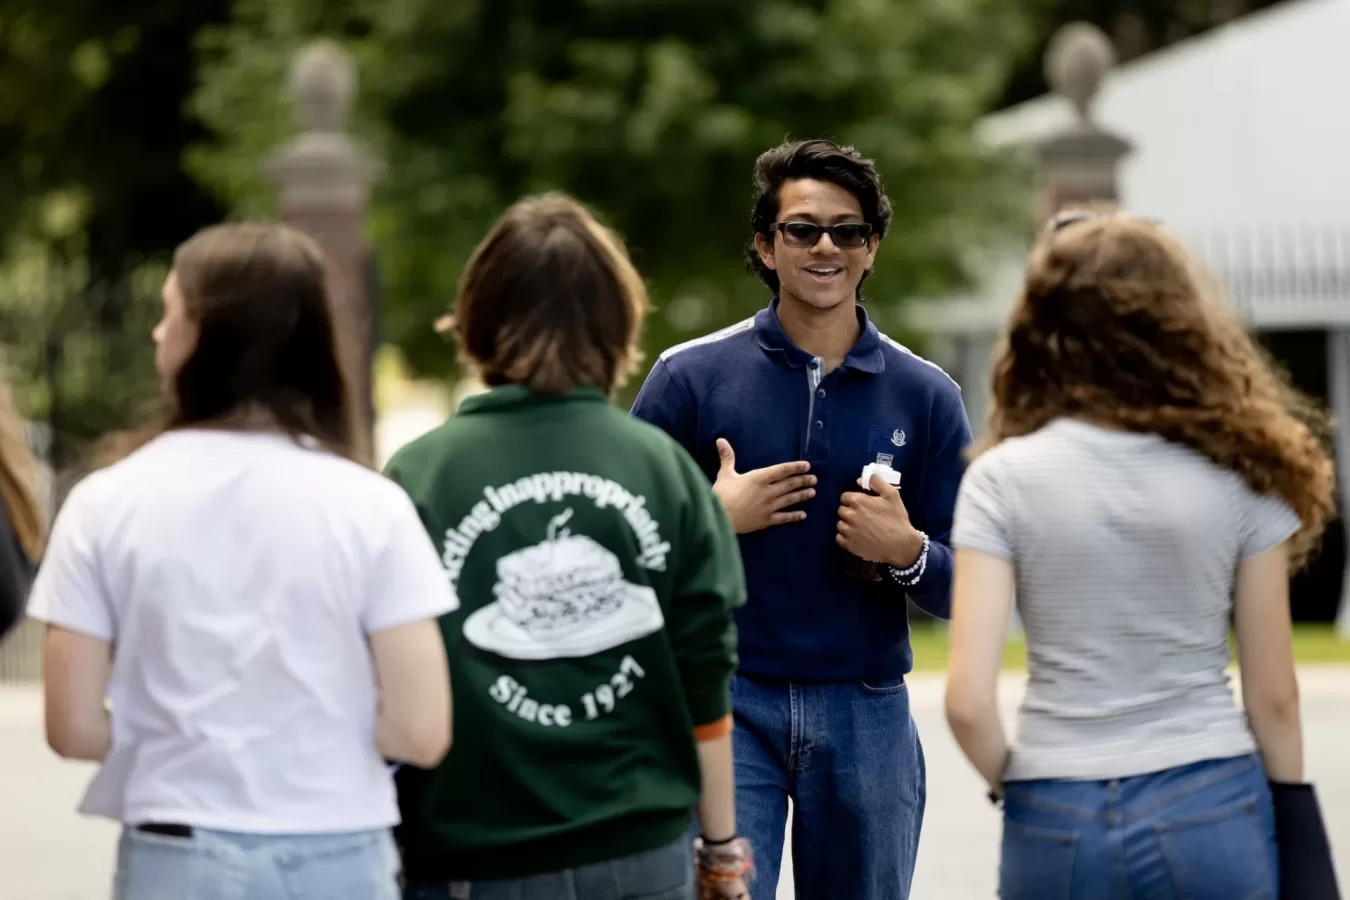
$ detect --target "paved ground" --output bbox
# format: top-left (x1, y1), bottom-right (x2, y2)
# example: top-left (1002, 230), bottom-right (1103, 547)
top-left (3, 670), bottom-right (1347, 899)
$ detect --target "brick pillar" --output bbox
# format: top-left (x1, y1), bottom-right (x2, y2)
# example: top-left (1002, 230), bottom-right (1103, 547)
top-left (1002, 24), bottom-right (1134, 642)
top-left (1034, 23), bottom-right (1133, 224)
top-left (264, 39), bottom-right (383, 462)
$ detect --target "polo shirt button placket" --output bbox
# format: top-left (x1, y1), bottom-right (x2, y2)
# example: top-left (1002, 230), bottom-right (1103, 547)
top-left (804, 358), bottom-right (827, 457)
top-left (809, 366), bottom-right (828, 457)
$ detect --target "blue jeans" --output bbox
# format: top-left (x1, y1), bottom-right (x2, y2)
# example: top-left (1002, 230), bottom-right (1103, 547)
top-left (403, 835), bottom-right (695, 900)
top-left (731, 673), bottom-right (926, 900)
top-left (113, 826), bottom-right (400, 900)
top-left (1000, 754), bottom-right (1279, 900)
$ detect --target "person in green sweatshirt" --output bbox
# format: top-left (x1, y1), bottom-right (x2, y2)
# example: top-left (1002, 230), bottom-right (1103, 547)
top-left (384, 192), bottom-right (753, 900)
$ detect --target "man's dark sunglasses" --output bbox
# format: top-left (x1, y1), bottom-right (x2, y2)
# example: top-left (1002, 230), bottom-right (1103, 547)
top-left (772, 221), bottom-right (874, 249)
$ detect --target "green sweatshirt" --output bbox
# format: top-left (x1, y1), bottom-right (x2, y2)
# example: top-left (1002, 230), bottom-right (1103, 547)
top-left (383, 385), bottom-right (745, 882)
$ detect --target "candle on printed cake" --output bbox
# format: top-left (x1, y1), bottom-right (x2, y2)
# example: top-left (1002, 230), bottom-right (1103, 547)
top-left (843, 462), bottom-right (901, 582)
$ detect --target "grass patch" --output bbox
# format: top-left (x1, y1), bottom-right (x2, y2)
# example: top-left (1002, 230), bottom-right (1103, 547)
top-left (908, 624), bottom-right (1350, 672)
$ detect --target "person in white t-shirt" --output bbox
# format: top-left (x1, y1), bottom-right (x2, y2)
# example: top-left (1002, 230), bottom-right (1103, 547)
top-left (26, 222), bottom-right (459, 900)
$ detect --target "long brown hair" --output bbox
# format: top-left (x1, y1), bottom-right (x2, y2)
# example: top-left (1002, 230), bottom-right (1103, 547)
top-left (442, 193), bottom-right (648, 396)
top-left (0, 375), bottom-right (45, 560)
top-left (100, 223), bottom-right (360, 465)
top-left (979, 208), bottom-right (1335, 567)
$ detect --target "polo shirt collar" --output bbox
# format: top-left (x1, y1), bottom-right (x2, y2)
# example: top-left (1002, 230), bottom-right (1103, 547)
top-left (754, 298), bottom-right (886, 374)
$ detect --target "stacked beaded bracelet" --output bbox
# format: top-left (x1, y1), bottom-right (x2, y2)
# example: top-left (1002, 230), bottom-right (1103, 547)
top-left (887, 531), bottom-right (930, 588)
top-left (694, 835), bottom-right (753, 898)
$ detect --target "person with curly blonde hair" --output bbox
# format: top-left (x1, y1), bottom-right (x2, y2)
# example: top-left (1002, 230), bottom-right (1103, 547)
top-left (944, 208), bottom-right (1335, 899)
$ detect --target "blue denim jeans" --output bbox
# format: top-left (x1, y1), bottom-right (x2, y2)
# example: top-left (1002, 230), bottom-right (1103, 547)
top-left (1000, 754), bottom-right (1279, 900)
top-left (112, 826), bottom-right (400, 900)
top-left (731, 673), bottom-right (926, 900)
top-left (403, 835), bottom-right (695, 900)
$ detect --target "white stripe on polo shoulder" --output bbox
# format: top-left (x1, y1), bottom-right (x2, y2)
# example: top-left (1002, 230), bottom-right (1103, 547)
top-left (658, 317), bottom-right (756, 361)
top-left (878, 334), bottom-right (960, 388)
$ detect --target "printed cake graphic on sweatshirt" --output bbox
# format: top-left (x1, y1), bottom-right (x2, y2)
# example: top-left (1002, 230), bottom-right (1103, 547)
top-left (462, 508), bottom-right (665, 660)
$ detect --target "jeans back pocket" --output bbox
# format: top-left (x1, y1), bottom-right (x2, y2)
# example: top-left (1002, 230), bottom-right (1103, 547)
top-left (1155, 795), bottom-right (1276, 900)
top-left (999, 818), bottom-right (1079, 900)
top-left (610, 837), bottom-right (695, 900)
top-left (277, 831), bottom-right (401, 900)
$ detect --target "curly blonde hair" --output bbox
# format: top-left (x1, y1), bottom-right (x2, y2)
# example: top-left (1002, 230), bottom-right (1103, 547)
top-left (978, 209), bottom-right (1335, 568)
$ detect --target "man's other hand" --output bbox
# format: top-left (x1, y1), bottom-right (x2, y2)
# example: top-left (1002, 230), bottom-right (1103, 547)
top-left (836, 472), bottom-right (923, 567)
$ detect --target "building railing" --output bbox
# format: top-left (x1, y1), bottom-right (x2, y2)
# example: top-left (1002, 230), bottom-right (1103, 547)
top-left (1182, 226), bottom-right (1350, 328)
top-left (907, 223), bottom-right (1350, 335)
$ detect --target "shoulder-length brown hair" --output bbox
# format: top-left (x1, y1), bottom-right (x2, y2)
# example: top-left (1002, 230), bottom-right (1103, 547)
top-left (442, 193), bottom-right (648, 396)
top-left (0, 375), bottom-right (45, 561)
top-left (978, 209), bottom-right (1335, 568)
top-left (102, 222), bottom-right (360, 465)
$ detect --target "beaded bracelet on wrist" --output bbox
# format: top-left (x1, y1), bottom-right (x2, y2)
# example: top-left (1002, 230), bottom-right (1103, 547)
top-left (887, 531), bottom-right (929, 587)
top-left (694, 835), bottom-right (754, 890)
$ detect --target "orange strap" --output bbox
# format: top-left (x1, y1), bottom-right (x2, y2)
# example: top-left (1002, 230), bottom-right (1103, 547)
top-left (694, 714), bottom-right (733, 742)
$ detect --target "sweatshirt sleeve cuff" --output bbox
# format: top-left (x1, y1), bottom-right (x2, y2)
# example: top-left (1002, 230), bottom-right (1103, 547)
top-left (694, 714), bottom-right (733, 742)
top-left (685, 677), bottom-right (732, 729)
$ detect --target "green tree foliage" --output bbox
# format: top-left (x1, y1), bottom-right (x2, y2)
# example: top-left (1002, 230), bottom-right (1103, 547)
top-left (0, 1), bottom-right (228, 477)
top-left (191, 0), bottom-right (1036, 385)
top-left (0, 0), bottom-right (229, 276)
top-left (0, 196), bottom-right (163, 479)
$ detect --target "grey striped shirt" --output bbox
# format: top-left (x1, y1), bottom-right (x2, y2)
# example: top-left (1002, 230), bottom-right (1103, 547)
top-left (953, 418), bottom-right (1299, 781)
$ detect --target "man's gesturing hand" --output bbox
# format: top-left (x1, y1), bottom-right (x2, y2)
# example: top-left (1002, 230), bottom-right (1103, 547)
top-left (711, 438), bottom-right (815, 534)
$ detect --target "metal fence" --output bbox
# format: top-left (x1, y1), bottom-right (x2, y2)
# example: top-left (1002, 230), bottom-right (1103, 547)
top-left (0, 264), bottom-right (162, 682)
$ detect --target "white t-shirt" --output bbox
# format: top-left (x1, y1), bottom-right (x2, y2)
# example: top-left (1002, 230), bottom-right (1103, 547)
top-left (26, 429), bottom-right (459, 833)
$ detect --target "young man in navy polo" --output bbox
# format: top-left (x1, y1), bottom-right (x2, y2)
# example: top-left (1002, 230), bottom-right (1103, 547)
top-left (631, 139), bottom-right (971, 899)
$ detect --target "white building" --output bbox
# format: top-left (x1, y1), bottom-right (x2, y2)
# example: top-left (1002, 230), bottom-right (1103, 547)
top-left (905, 0), bottom-right (1350, 631)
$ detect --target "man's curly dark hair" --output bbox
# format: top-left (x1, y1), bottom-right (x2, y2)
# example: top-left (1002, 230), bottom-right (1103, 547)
top-left (746, 139), bottom-right (893, 301)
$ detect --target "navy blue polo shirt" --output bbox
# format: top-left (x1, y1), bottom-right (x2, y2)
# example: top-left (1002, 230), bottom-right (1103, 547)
top-left (631, 300), bottom-right (972, 682)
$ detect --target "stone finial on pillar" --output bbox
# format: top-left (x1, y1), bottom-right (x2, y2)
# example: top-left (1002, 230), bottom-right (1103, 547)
top-left (1034, 22), bottom-right (1133, 224)
top-left (264, 39), bottom-right (383, 461)
top-left (291, 39), bottom-right (355, 132)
